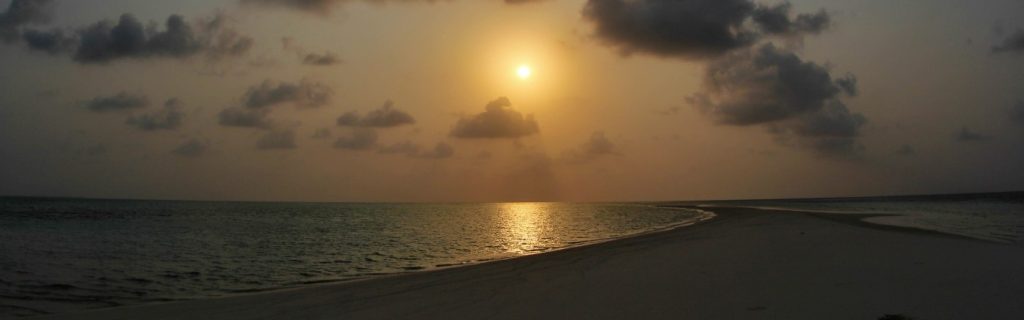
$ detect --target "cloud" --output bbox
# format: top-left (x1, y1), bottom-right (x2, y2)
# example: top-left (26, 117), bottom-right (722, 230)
top-left (334, 128), bottom-right (378, 150)
top-left (690, 43), bottom-right (866, 157)
top-left (85, 92), bottom-right (149, 112)
top-left (450, 97), bottom-right (540, 139)
top-left (691, 43), bottom-right (851, 125)
top-left (125, 98), bottom-right (185, 131)
top-left (172, 138), bottom-right (208, 157)
top-left (0, 0), bottom-right (53, 43)
top-left (377, 140), bottom-right (455, 159)
top-left (563, 131), bottom-right (619, 164)
top-left (11, 11), bottom-right (253, 63)
top-left (244, 79), bottom-right (332, 109)
top-left (218, 107), bottom-right (271, 128)
top-left (751, 2), bottom-right (830, 36)
top-left (336, 100), bottom-right (416, 128)
top-left (70, 13), bottom-right (253, 64)
top-left (302, 51), bottom-right (341, 66)
top-left (992, 30), bottom-right (1024, 54)
top-left (954, 127), bottom-right (990, 142)
top-left (20, 28), bottom-right (74, 54)
top-left (257, 130), bottom-right (297, 149)
top-left (581, 0), bottom-right (831, 59)
top-left (241, 0), bottom-right (536, 14)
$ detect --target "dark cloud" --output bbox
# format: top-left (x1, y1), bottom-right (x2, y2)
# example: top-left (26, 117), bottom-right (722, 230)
top-left (992, 30), bottom-right (1024, 54)
top-left (582, 0), bottom-right (831, 59)
top-left (378, 140), bottom-right (420, 156)
top-left (244, 79), bottom-right (332, 109)
top-left (72, 13), bottom-right (252, 64)
top-left (955, 127), bottom-right (990, 142)
top-left (85, 92), bottom-right (149, 112)
top-left (691, 43), bottom-right (849, 125)
top-left (125, 98), bottom-right (185, 131)
top-left (241, 0), bottom-right (537, 14)
top-left (20, 28), bottom-right (74, 54)
top-left (218, 107), bottom-right (272, 128)
top-left (336, 100), bottom-right (415, 128)
top-left (450, 97), bottom-right (540, 139)
top-left (334, 128), bottom-right (378, 150)
top-left (11, 11), bottom-right (252, 63)
top-left (690, 44), bottom-right (866, 157)
top-left (257, 130), bottom-right (297, 149)
top-left (563, 131), bottom-right (619, 164)
top-left (172, 138), bottom-right (207, 157)
top-left (0, 0), bottom-right (53, 43)
top-left (302, 51), bottom-right (341, 66)
top-left (751, 2), bottom-right (830, 36)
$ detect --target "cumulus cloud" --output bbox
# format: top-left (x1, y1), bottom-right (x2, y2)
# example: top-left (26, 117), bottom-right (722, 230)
top-left (257, 130), bottom-right (297, 149)
top-left (751, 2), bottom-right (830, 36)
top-left (582, 0), bottom-right (830, 59)
top-left (85, 92), bottom-right (149, 112)
top-left (11, 11), bottom-right (253, 63)
top-left (992, 30), bottom-right (1024, 54)
top-left (563, 131), bottom-right (619, 164)
top-left (690, 44), bottom-right (866, 157)
top-left (218, 107), bottom-right (271, 128)
top-left (172, 138), bottom-right (208, 157)
top-left (218, 79), bottom-right (333, 129)
top-left (0, 0), bottom-right (53, 43)
top-left (955, 127), bottom-right (990, 142)
top-left (691, 44), bottom-right (851, 125)
top-left (244, 79), bottom-right (332, 109)
top-left (450, 97), bottom-right (540, 139)
top-left (126, 98), bottom-right (185, 131)
top-left (241, 0), bottom-right (538, 14)
top-left (302, 51), bottom-right (341, 66)
top-left (336, 100), bottom-right (415, 128)
top-left (334, 128), bottom-right (378, 150)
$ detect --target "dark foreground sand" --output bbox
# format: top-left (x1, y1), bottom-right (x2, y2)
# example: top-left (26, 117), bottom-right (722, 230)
top-left (40, 207), bottom-right (1024, 320)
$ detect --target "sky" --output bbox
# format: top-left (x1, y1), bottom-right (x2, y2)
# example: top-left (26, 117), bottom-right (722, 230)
top-left (0, 0), bottom-right (1022, 202)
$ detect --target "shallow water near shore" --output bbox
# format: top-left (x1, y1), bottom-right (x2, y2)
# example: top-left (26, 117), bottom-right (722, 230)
top-left (0, 199), bottom-right (709, 318)
top-left (695, 192), bottom-right (1024, 244)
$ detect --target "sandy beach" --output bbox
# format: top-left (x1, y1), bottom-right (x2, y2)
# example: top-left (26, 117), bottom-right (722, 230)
top-left (38, 207), bottom-right (1024, 320)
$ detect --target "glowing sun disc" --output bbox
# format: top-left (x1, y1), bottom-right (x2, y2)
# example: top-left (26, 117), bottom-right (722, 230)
top-left (517, 65), bottom-right (532, 79)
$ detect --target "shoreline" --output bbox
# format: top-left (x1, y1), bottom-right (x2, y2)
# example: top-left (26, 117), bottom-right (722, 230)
top-left (37, 206), bottom-right (1024, 319)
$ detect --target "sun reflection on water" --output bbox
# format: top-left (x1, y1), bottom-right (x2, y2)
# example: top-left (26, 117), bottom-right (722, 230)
top-left (499, 202), bottom-right (551, 254)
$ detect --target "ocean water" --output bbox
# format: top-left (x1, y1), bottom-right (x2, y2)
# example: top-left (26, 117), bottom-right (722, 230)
top-left (0, 199), bottom-right (711, 318)
top-left (699, 192), bottom-right (1024, 244)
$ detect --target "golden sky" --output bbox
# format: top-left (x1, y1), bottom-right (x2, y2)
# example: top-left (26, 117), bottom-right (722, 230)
top-left (1, 0), bottom-right (1023, 202)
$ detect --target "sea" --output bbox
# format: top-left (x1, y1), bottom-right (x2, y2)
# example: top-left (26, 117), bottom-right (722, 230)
top-left (0, 199), bottom-right (711, 318)
top-left (2, 192), bottom-right (1022, 318)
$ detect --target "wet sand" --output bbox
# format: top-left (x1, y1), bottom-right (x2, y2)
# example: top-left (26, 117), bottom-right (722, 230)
top-left (38, 207), bottom-right (1024, 320)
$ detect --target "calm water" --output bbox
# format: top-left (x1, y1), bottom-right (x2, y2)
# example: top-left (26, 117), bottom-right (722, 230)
top-left (0, 199), bottom-right (711, 318)
top-left (698, 192), bottom-right (1024, 244)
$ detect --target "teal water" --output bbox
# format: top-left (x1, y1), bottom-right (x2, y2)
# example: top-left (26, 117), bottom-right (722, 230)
top-left (0, 199), bottom-right (710, 318)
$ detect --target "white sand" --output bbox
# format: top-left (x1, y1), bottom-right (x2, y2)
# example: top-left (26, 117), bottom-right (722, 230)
top-left (38, 207), bottom-right (1024, 320)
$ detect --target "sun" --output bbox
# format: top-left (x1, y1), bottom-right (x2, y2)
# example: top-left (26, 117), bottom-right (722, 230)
top-left (516, 64), bottom-right (532, 80)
